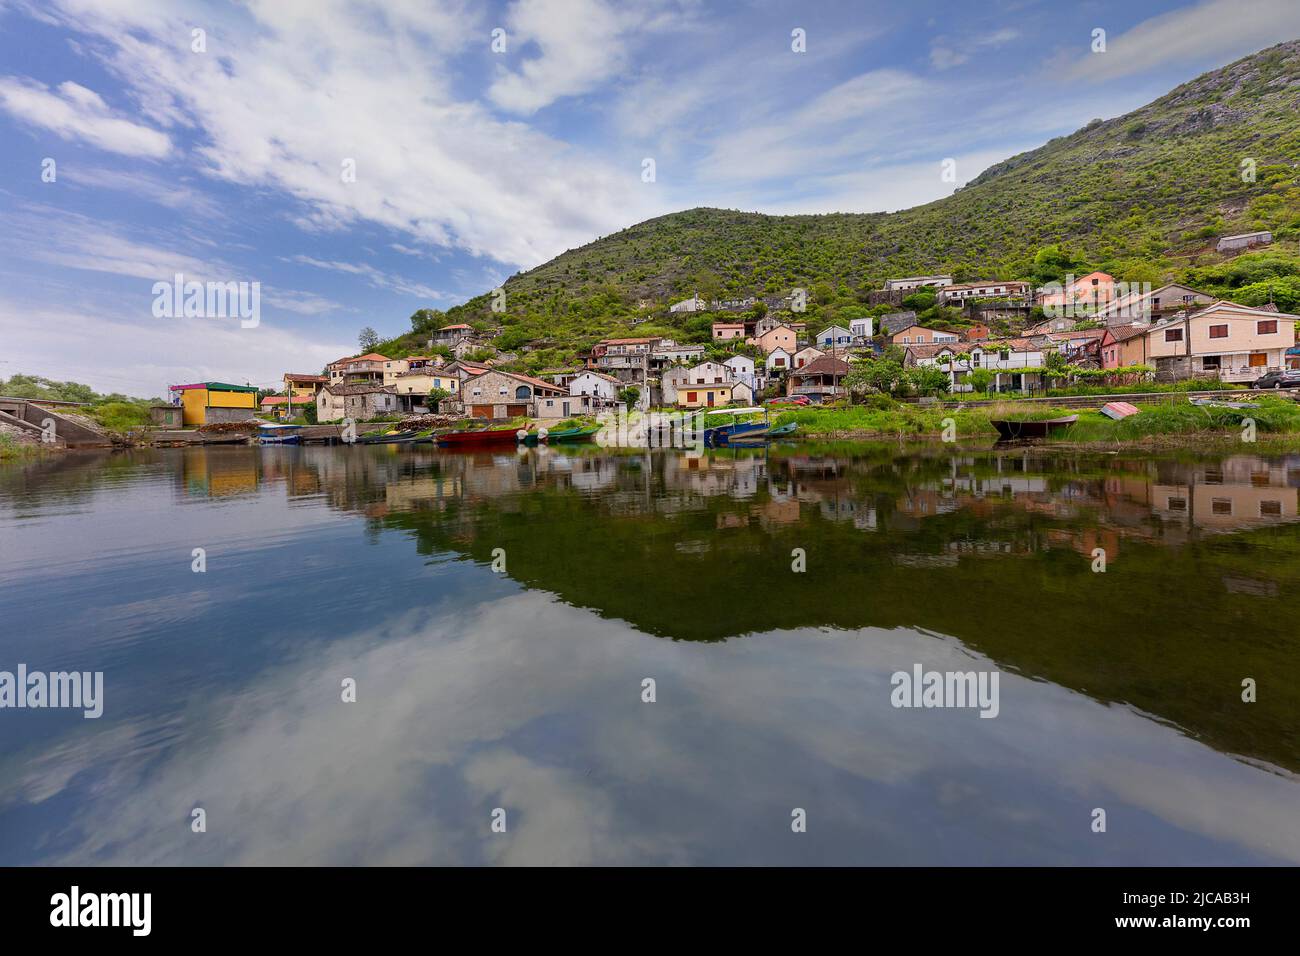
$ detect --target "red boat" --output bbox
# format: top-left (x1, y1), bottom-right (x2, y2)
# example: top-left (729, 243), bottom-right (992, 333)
top-left (436, 427), bottom-right (521, 447)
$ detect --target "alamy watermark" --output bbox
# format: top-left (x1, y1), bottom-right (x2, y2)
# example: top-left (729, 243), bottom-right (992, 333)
top-left (152, 272), bottom-right (260, 328)
top-left (1039, 275), bottom-right (1151, 321)
top-left (890, 663), bottom-right (1000, 718)
top-left (0, 664), bottom-right (103, 718)
top-left (595, 408), bottom-right (706, 451)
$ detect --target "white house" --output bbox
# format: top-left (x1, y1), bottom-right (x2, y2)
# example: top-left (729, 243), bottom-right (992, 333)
top-left (766, 347), bottom-right (793, 373)
top-left (906, 338), bottom-right (1046, 393)
top-left (669, 294), bottom-right (707, 313)
top-left (816, 325), bottom-right (854, 350)
top-left (652, 341), bottom-right (707, 365)
top-left (848, 317), bottom-right (874, 339)
top-left (569, 370), bottom-right (621, 405)
top-left (682, 360), bottom-right (732, 386)
top-left (792, 345), bottom-right (825, 370)
top-left (937, 281), bottom-right (1031, 303)
top-left (723, 355), bottom-right (758, 391)
top-left (1216, 231), bottom-right (1272, 253)
top-left (884, 275), bottom-right (952, 292)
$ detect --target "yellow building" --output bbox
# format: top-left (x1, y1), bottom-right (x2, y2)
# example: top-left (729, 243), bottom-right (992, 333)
top-left (282, 373), bottom-right (327, 403)
top-left (676, 383), bottom-right (734, 408)
top-left (169, 382), bottom-right (259, 426)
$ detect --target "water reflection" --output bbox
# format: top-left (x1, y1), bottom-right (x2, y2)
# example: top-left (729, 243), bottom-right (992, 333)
top-left (1, 443), bottom-right (1297, 865)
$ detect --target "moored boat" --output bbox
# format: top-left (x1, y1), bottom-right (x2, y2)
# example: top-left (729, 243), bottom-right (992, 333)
top-left (547, 424), bottom-right (601, 443)
top-left (437, 427), bottom-right (521, 447)
top-left (990, 415), bottom-right (1078, 441)
top-left (258, 424), bottom-right (302, 445)
top-left (358, 429), bottom-right (420, 444)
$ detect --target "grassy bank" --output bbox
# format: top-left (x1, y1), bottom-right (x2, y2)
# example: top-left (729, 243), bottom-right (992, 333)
top-left (769, 397), bottom-right (1300, 446)
top-left (0, 433), bottom-right (49, 460)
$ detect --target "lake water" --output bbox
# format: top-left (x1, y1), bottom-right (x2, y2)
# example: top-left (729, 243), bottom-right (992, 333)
top-left (1, 442), bottom-right (1297, 865)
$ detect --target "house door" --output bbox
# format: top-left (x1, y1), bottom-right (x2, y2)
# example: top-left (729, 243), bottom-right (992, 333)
top-left (562, 401), bottom-right (570, 416)
top-left (1249, 353), bottom-right (1268, 367)
top-left (706, 392), bottom-right (715, 406)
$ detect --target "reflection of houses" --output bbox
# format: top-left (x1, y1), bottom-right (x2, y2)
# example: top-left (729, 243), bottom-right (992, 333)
top-left (1152, 458), bottom-right (1299, 531)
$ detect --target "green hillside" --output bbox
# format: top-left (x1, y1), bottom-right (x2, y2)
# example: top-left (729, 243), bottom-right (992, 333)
top-left (381, 40), bottom-right (1300, 371)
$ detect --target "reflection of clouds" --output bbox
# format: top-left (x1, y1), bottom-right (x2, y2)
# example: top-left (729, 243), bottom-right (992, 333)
top-left (14, 593), bottom-right (1298, 865)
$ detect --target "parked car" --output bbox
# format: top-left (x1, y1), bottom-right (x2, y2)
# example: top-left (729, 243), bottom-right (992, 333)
top-left (1251, 369), bottom-right (1300, 389)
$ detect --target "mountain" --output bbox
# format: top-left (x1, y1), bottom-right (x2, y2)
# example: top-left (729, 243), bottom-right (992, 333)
top-left (387, 41), bottom-right (1300, 367)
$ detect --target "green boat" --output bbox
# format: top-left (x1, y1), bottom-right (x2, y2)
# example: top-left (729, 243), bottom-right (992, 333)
top-left (546, 425), bottom-right (600, 443)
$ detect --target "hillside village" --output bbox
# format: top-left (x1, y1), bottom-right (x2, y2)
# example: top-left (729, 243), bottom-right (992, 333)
top-left (196, 232), bottom-right (1300, 430)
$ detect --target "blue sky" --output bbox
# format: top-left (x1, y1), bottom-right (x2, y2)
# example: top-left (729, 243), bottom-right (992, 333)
top-left (1, 0), bottom-right (1298, 396)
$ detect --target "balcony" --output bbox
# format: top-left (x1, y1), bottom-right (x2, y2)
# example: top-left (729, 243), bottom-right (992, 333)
top-left (791, 383), bottom-right (845, 397)
top-left (1217, 365), bottom-right (1280, 383)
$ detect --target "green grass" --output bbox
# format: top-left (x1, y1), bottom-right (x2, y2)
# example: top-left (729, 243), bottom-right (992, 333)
top-left (1058, 397), bottom-right (1300, 442)
top-left (769, 396), bottom-right (1300, 443)
top-left (88, 401), bottom-right (152, 434)
top-left (0, 433), bottom-right (45, 460)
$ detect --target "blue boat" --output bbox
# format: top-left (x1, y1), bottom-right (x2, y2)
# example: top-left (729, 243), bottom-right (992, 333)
top-left (258, 424), bottom-right (302, 445)
top-left (702, 407), bottom-right (770, 447)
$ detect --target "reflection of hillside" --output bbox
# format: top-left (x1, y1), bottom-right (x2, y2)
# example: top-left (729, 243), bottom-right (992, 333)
top-left (12, 443), bottom-right (1293, 772)
top-left (291, 443), bottom-right (1300, 775)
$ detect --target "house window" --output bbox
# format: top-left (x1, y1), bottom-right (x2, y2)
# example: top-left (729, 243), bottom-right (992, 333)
top-left (1258, 320), bottom-right (1278, 334)
top-left (1164, 328), bottom-right (1183, 342)
top-left (1209, 324), bottom-right (1229, 339)
top-left (1211, 498), bottom-right (1232, 516)
top-left (1261, 500), bottom-right (1282, 517)
top-left (1202, 355), bottom-right (1220, 369)
top-left (686, 391), bottom-right (697, 403)
top-left (1167, 497), bottom-right (1187, 512)
top-left (515, 386), bottom-right (530, 400)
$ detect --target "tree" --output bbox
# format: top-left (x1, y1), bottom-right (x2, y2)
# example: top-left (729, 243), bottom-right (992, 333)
top-left (967, 368), bottom-right (994, 394)
top-left (427, 387), bottom-right (451, 412)
top-left (618, 386), bottom-right (640, 408)
top-left (907, 366), bottom-right (951, 397)
top-left (409, 308), bottom-right (444, 334)
top-left (1031, 245), bottom-right (1078, 284)
top-left (358, 327), bottom-right (380, 350)
top-left (846, 359), bottom-right (907, 397)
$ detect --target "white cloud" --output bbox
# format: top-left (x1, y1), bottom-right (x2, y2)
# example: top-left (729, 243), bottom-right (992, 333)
top-left (0, 296), bottom-right (351, 396)
top-left (1061, 0), bottom-right (1300, 82)
top-left (0, 76), bottom-right (171, 157)
top-left (930, 28), bottom-right (1019, 71)
top-left (287, 255), bottom-right (449, 301)
top-left (29, 0), bottom-right (663, 269)
top-left (487, 0), bottom-right (634, 114)
top-left (697, 69), bottom-right (934, 184)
